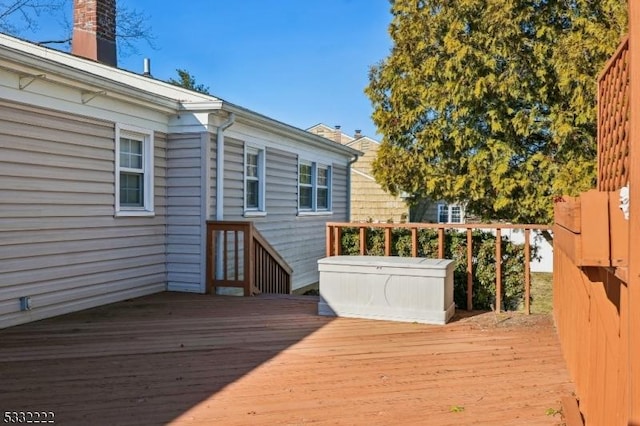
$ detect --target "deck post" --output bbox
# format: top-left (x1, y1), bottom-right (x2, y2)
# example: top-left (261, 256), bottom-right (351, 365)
top-left (411, 227), bottom-right (418, 257)
top-left (205, 223), bottom-right (214, 293)
top-left (524, 229), bottom-right (531, 315)
top-left (359, 227), bottom-right (367, 255)
top-left (334, 226), bottom-right (342, 255)
top-left (246, 223), bottom-right (255, 296)
top-left (384, 227), bottom-right (392, 256)
top-left (467, 229), bottom-right (473, 311)
top-left (627, 0), bottom-right (640, 420)
top-left (495, 228), bottom-right (502, 313)
top-left (437, 228), bottom-right (445, 258)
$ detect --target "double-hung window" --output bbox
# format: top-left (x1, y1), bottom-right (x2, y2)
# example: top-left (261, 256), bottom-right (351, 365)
top-left (298, 160), bottom-right (332, 214)
top-left (316, 165), bottom-right (329, 210)
top-left (437, 203), bottom-right (463, 224)
top-left (115, 124), bottom-right (154, 216)
top-left (244, 146), bottom-right (266, 216)
top-left (298, 162), bottom-right (313, 210)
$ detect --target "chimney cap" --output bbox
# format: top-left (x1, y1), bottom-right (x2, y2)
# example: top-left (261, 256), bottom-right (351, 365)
top-left (334, 125), bottom-right (341, 130)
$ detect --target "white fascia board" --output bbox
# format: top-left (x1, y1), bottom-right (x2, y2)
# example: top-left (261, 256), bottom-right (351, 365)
top-left (0, 66), bottom-right (170, 132)
top-left (306, 123), bottom-right (334, 132)
top-left (346, 136), bottom-right (380, 146)
top-left (0, 34), bottom-right (222, 113)
top-left (221, 103), bottom-right (361, 160)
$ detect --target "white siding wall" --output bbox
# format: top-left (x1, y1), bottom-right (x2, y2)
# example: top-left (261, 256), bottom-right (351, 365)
top-left (219, 138), bottom-right (349, 290)
top-left (166, 132), bottom-right (210, 293)
top-left (0, 101), bottom-right (167, 329)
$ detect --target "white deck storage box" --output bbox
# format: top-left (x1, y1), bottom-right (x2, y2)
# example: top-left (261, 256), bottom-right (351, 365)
top-left (318, 256), bottom-right (455, 325)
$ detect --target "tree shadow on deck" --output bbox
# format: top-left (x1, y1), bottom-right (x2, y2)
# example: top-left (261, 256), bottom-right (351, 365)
top-left (0, 292), bottom-right (333, 426)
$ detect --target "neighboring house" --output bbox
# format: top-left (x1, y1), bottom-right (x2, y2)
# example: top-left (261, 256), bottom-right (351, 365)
top-left (308, 124), bottom-right (409, 223)
top-left (409, 199), bottom-right (466, 224)
top-left (0, 0), bottom-right (358, 329)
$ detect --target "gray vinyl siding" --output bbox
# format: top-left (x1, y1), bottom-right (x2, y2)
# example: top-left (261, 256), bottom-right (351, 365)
top-left (222, 137), bottom-right (245, 216)
top-left (221, 139), bottom-right (349, 290)
top-left (0, 101), bottom-right (167, 329)
top-left (166, 132), bottom-right (208, 293)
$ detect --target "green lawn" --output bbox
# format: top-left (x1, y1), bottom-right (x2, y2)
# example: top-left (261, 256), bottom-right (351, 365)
top-left (530, 272), bottom-right (553, 314)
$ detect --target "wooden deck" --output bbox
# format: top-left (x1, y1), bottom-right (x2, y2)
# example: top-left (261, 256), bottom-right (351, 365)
top-left (0, 293), bottom-right (574, 425)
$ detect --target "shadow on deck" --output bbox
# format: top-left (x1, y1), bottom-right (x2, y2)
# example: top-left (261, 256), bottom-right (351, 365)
top-left (0, 293), bottom-right (573, 425)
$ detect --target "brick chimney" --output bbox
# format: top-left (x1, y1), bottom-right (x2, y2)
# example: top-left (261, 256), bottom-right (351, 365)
top-left (354, 129), bottom-right (362, 139)
top-left (333, 125), bottom-right (342, 143)
top-left (72, 0), bottom-right (117, 66)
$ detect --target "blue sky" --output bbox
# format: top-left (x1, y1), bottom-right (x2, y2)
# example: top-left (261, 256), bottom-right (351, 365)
top-left (17, 0), bottom-right (393, 138)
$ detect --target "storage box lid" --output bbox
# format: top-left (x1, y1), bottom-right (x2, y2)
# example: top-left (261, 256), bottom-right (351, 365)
top-left (318, 255), bottom-right (453, 270)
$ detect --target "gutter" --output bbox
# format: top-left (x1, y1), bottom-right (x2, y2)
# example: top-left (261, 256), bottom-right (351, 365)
top-left (221, 102), bottom-right (360, 158)
top-left (347, 155), bottom-right (359, 222)
top-left (214, 113), bottom-right (235, 283)
top-left (215, 113), bottom-right (236, 220)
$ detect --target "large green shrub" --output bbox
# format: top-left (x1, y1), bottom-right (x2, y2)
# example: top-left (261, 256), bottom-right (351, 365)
top-left (340, 227), bottom-right (531, 311)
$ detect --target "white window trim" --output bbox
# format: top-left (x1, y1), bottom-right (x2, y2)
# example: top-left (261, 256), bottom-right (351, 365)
top-left (297, 211), bottom-right (334, 217)
top-left (437, 203), bottom-right (464, 224)
top-left (297, 159), bottom-right (333, 216)
top-left (243, 144), bottom-right (266, 216)
top-left (298, 160), bottom-right (314, 212)
top-left (316, 163), bottom-right (332, 211)
top-left (115, 124), bottom-right (154, 217)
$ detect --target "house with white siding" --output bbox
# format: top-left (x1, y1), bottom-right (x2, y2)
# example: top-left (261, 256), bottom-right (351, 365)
top-left (0, 0), bottom-right (359, 329)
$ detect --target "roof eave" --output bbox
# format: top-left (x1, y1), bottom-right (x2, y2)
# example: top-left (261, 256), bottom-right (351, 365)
top-left (221, 102), bottom-right (362, 158)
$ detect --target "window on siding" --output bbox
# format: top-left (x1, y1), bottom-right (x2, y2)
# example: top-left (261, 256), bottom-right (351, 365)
top-left (317, 165), bottom-right (330, 210)
top-left (244, 146), bottom-right (265, 213)
top-left (298, 160), bottom-right (332, 214)
top-left (298, 162), bottom-right (313, 210)
top-left (437, 203), bottom-right (463, 224)
top-left (115, 124), bottom-right (154, 216)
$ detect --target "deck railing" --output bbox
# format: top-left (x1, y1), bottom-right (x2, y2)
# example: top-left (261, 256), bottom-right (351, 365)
top-left (326, 222), bottom-right (551, 314)
top-left (206, 221), bottom-right (292, 296)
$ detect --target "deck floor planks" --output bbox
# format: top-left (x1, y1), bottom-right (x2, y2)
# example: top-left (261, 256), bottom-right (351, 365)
top-left (0, 292), bottom-right (573, 425)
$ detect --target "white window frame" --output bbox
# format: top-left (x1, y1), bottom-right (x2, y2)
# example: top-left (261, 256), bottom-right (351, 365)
top-left (115, 124), bottom-right (154, 217)
top-left (437, 203), bottom-right (463, 224)
top-left (243, 145), bottom-right (266, 217)
top-left (298, 159), bottom-right (332, 216)
top-left (316, 164), bottom-right (331, 211)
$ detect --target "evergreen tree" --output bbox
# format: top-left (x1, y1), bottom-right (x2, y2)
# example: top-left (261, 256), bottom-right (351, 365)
top-left (366, 0), bottom-right (627, 224)
top-left (168, 69), bottom-right (211, 95)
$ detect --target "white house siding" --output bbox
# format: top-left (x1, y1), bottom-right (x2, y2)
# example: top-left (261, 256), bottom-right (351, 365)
top-left (0, 101), bottom-right (167, 329)
top-left (220, 138), bottom-right (349, 290)
top-left (166, 132), bottom-right (210, 293)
